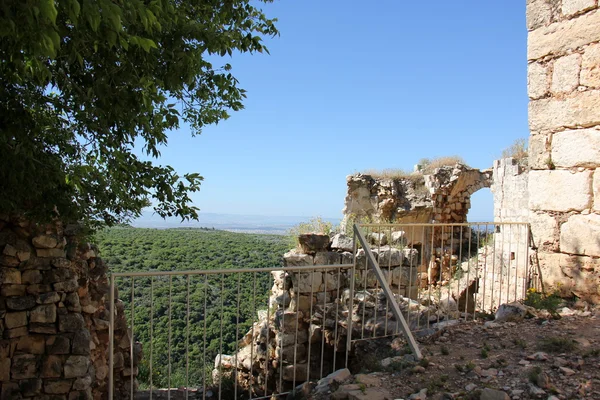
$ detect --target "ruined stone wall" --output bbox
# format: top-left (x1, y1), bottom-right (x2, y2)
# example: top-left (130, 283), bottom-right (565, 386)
top-left (342, 164), bottom-right (492, 228)
top-left (491, 158), bottom-right (529, 223)
top-left (0, 216), bottom-right (138, 399)
top-left (526, 0), bottom-right (600, 303)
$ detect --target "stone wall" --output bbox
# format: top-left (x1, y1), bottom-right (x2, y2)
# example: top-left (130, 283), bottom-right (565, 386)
top-left (342, 164), bottom-right (492, 227)
top-left (0, 216), bottom-right (139, 399)
top-left (491, 158), bottom-right (529, 223)
top-left (527, 0), bottom-right (600, 303)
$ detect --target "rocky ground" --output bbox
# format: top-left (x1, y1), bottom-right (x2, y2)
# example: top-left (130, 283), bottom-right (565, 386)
top-left (299, 304), bottom-right (600, 400)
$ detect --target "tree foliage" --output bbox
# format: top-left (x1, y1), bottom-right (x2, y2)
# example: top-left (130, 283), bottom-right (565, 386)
top-left (94, 227), bottom-right (290, 388)
top-left (0, 0), bottom-right (278, 228)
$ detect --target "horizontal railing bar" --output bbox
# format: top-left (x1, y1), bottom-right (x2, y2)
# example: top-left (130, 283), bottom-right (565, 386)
top-left (359, 222), bottom-right (528, 227)
top-left (110, 263), bottom-right (354, 278)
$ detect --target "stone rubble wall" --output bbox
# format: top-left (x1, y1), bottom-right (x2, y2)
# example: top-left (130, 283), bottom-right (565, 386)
top-left (342, 164), bottom-right (492, 229)
top-left (0, 216), bottom-right (139, 400)
top-left (527, 0), bottom-right (600, 303)
top-left (212, 233), bottom-right (425, 395)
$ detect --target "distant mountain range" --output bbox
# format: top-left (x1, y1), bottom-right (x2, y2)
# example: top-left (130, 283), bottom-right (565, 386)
top-left (132, 212), bottom-right (341, 235)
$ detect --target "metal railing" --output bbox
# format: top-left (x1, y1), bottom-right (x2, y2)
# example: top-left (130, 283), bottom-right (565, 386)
top-left (349, 222), bottom-right (534, 338)
top-left (108, 264), bottom-right (355, 400)
top-left (108, 221), bottom-right (533, 399)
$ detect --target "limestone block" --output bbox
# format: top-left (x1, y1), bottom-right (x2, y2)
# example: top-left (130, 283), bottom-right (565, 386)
top-left (276, 330), bottom-right (308, 346)
top-left (0, 284), bottom-right (25, 297)
top-left (537, 252), bottom-right (564, 285)
top-left (526, 0), bottom-right (552, 30)
top-left (37, 291), bottom-right (60, 304)
top-left (529, 90), bottom-right (600, 132)
top-left (283, 250), bottom-right (313, 267)
top-left (552, 128), bottom-right (600, 167)
top-left (282, 363), bottom-right (308, 381)
top-left (73, 375), bottom-right (93, 391)
top-left (0, 267), bottom-right (21, 284)
top-left (369, 232), bottom-right (387, 246)
top-left (291, 271), bottom-right (323, 293)
top-left (288, 295), bottom-right (313, 312)
top-left (323, 271), bottom-right (344, 291)
top-left (32, 234), bottom-right (58, 249)
top-left (560, 254), bottom-right (600, 302)
top-left (373, 246), bottom-right (404, 267)
top-left (340, 251), bottom-right (353, 265)
top-left (0, 358), bottom-right (10, 381)
top-left (528, 62), bottom-right (549, 99)
top-left (403, 248), bottom-right (419, 266)
top-left (528, 9), bottom-right (600, 60)
top-left (4, 326), bottom-right (28, 338)
top-left (64, 355), bottom-right (90, 378)
top-left (20, 378), bottom-right (42, 397)
top-left (331, 233), bottom-right (353, 252)
top-left (314, 251), bottom-right (341, 266)
top-left (529, 212), bottom-right (557, 248)
top-left (6, 295), bottom-right (36, 311)
top-left (551, 54), bottom-right (581, 94)
top-left (562, 0), bottom-right (596, 17)
top-left (21, 269), bottom-right (42, 284)
top-left (11, 354), bottom-right (37, 379)
top-left (529, 170), bottom-right (592, 212)
top-left (58, 313), bottom-right (85, 332)
top-left (581, 43), bottom-right (600, 87)
top-left (560, 214), bottom-right (600, 256)
top-left (30, 304), bottom-right (57, 324)
top-left (36, 248), bottom-right (66, 258)
top-left (277, 343), bottom-right (306, 363)
top-left (17, 336), bottom-right (45, 354)
top-left (44, 379), bottom-right (73, 394)
top-left (391, 266), bottom-right (418, 287)
top-left (594, 168), bottom-right (600, 211)
top-left (0, 382), bottom-right (20, 399)
top-left (5, 312), bottom-right (27, 329)
top-left (298, 234), bottom-right (330, 254)
top-left (275, 310), bottom-right (303, 331)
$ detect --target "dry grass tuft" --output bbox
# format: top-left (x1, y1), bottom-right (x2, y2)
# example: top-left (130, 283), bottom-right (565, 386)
top-left (361, 168), bottom-right (416, 180)
top-left (420, 156), bottom-right (466, 174)
top-left (502, 138), bottom-right (528, 165)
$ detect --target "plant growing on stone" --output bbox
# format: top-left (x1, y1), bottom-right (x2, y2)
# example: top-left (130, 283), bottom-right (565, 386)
top-left (288, 216), bottom-right (334, 248)
top-left (538, 336), bottom-right (577, 353)
top-left (501, 138), bottom-right (528, 165)
top-left (0, 0), bottom-right (279, 230)
top-left (524, 288), bottom-right (562, 314)
top-left (420, 156), bottom-right (466, 174)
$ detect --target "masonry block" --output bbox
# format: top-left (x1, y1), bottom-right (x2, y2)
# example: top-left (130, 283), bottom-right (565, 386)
top-left (528, 62), bottom-right (549, 99)
top-left (551, 128), bottom-right (600, 168)
top-left (529, 170), bottom-right (592, 212)
top-left (528, 9), bottom-right (600, 60)
top-left (560, 213), bottom-right (600, 256)
top-left (529, 90), bottom-right (600, 132)
top-left (581, 42), bottom-right (600, 87)
top-left (551, 54), bottom-right (581, 94)
top-left (562, 0), bottom-right (596, 17)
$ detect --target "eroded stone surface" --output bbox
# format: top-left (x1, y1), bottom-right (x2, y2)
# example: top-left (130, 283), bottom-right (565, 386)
top-left (560, 214), bottom-right (600, 256)
top-left (529, 170), bottom-right (592, 212)
top-left (552, 128), bottom-right (600, 168)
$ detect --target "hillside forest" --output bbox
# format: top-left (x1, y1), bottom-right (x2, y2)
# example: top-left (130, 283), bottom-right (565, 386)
top-left (94, 227), bottom-right (291, 389)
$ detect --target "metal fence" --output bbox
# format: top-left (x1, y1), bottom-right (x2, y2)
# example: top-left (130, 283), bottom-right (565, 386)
top-left (108, 264), bottom-right (355, 400)
top-left (108, 222), bottom-right (533, 399)
top-left (351, 222), bottom-right (535, 338)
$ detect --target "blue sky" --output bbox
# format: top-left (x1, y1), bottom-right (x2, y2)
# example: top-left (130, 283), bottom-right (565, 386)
top-left (147, 0), bottom-right (528, 222)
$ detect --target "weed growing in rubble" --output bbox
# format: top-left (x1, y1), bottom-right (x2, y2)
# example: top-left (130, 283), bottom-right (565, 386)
top-left (440, 345), bottom-right (450, 355)
top-left (538, 336), bottom-right (577, 353)
top-left (528, 366), bottom-right (542, 384)
top-left (524, 288), bottom-right (562, 314)
top-left (513, 338), bottom-right (528, 349)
